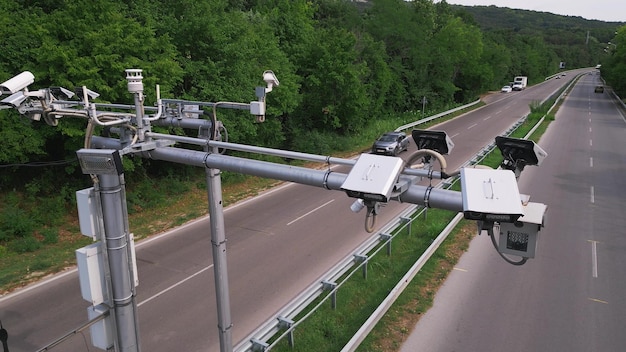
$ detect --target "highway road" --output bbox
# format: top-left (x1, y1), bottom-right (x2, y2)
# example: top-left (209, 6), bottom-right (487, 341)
top-left (401, 72), bottom-right (626, 351)
top-left (0, 71), bottom-right (583, 352)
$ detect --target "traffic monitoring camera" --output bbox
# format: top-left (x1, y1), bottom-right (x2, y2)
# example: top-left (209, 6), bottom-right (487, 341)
top-left (495, 136), bottom-right (547, 177)
top-left (341, 153), bottom-right (404, 203)
top-left (460, 167), bottom-right (524, 223)
top-left (497, 201), bottom-right (546, 259)
top-left (412, 129), bottom-right (455, 155)
top-left (0, 71), bottom-right (34, 95)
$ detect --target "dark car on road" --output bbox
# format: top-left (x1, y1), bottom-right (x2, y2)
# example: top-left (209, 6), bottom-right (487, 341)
top-left (372, 131), bottom-right (410, 156)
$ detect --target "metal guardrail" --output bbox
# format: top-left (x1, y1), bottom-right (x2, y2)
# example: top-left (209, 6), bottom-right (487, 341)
top-left (394, 99), bottom-right (481, 132)
top-left (339, 73), bottom-right (584, 352)
top-left (234, 98), bottom-right (485, 352)
top-left (234, 85), bottom-right (568, 351)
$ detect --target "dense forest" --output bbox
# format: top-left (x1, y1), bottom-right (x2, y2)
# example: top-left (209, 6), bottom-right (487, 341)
top-left (0, 0), bottom-right (624, 255)
top-left (451, 5), bottom-right (623, 75)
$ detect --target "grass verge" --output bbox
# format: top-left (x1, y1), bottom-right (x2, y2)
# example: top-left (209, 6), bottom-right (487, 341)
top-left (264, 89), bottom-right (566, 351)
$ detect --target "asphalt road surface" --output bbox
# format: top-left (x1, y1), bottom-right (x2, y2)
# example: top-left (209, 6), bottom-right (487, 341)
top-left (401, 72), bottom-right (626, 351)
top-left (0, 71), bottom-right (585, 352)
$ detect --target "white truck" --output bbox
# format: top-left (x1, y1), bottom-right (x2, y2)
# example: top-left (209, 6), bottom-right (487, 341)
top-left (512, 76), bottom-right (528, 91)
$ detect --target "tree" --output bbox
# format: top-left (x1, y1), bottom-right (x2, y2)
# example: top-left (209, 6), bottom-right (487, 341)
top-left (602, 25), bottom-right (626, 96)
top-left (292, 27), bottom-right (368, 135)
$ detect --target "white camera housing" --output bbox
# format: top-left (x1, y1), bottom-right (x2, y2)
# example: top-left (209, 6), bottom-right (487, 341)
top-left (76, 86), bottom-right (100, 100)
top-left (263, 70), bottom-right (280, 93)
top-left (0, 91), bottom-right (28, 107)
top-left (498, 201), bottom-right (546, 258)
top-left (341, 153), bottom-right (404, 202)
top-left (0, 71), bottom-right (35, 95)
top-left (461, 167), bottom-right (524, 222)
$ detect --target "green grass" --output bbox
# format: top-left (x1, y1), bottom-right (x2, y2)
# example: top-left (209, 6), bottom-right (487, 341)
top-left (0, 235), bottom-right (92, 290)
top-left (263, 89), bottom-right (567, 351)
top-left (268, 208), bottom-right (466, 352)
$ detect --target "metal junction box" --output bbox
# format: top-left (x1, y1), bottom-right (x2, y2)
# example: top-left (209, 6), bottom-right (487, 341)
top-left (76, 242), bottom-right (107, 305)
top-left (88, 304), bottom-right (114, 350)
top-left (76, 187), bottom-right (97, 239)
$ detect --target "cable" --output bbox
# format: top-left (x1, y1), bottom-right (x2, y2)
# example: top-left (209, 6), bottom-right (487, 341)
top-left (365, 206), bottom-right (376, 233)
top-left (487, 225), bottom-right (528, 266)
top-left (0, 158), bottom-right (77, 168)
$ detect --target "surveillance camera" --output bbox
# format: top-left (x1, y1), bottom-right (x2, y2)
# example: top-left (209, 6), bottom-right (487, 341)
top-left (0, 91), bottom-right (27, 108)
top-left (412, 129), bottom-right (454, 155)
top-left (262, 70), bottom-right (279, 93)
top-left (0, 71), bottom-right (35, 95)
top-left (495, 136), bottom-right (547, 174)
top-left (49, 86), bottom-right (75, 100)
top-left (75, 86), bottom-right (100, 100)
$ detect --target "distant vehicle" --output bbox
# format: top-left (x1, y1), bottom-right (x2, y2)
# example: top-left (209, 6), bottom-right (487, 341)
top-left (501, 85), bottom-right (512, 93)
top-left (594, 85), bottom-right (604, 93)
top-left (372, 131), bottom-right (409, 156)
top-left (513, 76), bottom-right (528, 90)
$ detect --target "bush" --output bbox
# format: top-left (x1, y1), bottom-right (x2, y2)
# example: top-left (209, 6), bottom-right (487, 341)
top-left (8, 235), bottom-right (42, 253)
top-left (41, 228), bottom-right (59, 245)
top-left (0, 206), bottom-right (36, 239)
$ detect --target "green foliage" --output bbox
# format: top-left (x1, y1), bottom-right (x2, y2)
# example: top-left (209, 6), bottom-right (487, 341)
top-left (41, 228), bottom-right (59, 245)
top-left (8, 236), bottom-right (42, 254)
top-left (601, 25), bottom-right (626, 96)
top-left (0, 0), bottom-right (622, 269)
top-left (0, 193), bottom-right (36, 241)
top-left (2, 0), bottom-right (616, 187)
top-left (0, 190), bottom-right (64, 254)
top-left (454, 4), bottom-right (623, 73)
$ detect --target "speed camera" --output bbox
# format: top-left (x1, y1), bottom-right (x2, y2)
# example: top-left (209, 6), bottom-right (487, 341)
top-left (341, 153), bottom-right (404, 202)
top-left (412, 129), bottom-right (454, 155)
top-left (495, 136), bottom-right (547, 176)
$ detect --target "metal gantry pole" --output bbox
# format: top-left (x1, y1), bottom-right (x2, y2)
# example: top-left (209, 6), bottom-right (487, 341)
top-left (205, 146), bottom-right (234, 352)
top-left (98, 173), bottom-right (141, 352)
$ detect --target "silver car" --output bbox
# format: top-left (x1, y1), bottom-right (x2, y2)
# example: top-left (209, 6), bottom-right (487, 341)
top-left (372, 132), bottom-right (410, 156)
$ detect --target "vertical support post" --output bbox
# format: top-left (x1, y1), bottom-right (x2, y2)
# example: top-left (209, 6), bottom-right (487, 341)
top-left (380, 233), bottom-right (392, 256)
top-left (354, 254), bottom-right (368, 279)
top-left (77, 149), bottom-right (140, 352)
top-left (322, 281), bottom-right (337, 310)
top-left (278, 317), bottom-right (295, 348)
top-left (401, 216), bottom-right (412, 236)
top-left (99, 173), bottom-right (140, 352)
top-left (205, 147), bottom-right (233, 352)
top-left (1, 320), bottom-right (9, 352)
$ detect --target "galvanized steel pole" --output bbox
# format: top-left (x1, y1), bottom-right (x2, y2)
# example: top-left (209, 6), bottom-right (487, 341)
top-left (205, 146), bottom-right (234, 352)
top-left (98, 173), bottom-right (141, 352)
